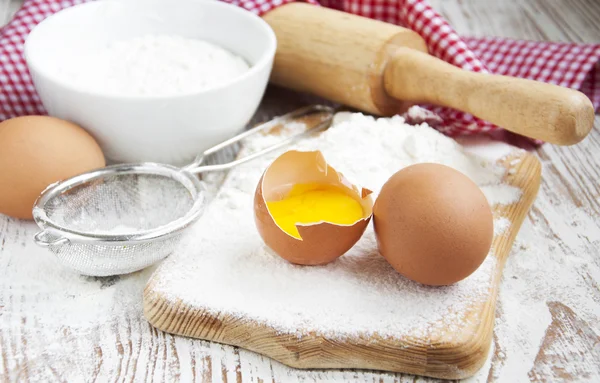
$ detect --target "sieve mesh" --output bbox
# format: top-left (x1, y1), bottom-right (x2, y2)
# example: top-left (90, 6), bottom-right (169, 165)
top-left (43, 231), bottom-right (184, 276)
top-left (35, 170), bottom-right (202, 276)
top-left (44, 172), bottom-right (195, 233)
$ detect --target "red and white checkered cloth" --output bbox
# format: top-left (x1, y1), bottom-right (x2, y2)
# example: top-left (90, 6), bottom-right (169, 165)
top-left (1, 0), bottom-right (599, 143)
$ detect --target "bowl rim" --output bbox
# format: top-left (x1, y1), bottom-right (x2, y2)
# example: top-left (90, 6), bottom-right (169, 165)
top-left (23, 0), bottom-right (277, 100)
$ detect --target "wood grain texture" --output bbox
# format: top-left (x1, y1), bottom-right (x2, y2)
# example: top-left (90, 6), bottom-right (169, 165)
top-left (1, 0), bottom-right (600, 382)
top-left (266, 3), bottom-right (594, 145)
top-left (384, 48), bottom-right (594, 145)
top-left (143, 151), bottom-right (541, 380)
top-left (263, 3), bottom-right (428, 116)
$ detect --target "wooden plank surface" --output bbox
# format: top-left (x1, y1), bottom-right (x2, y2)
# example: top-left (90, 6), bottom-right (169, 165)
top-left (1, 0), bottom-right (600, 382)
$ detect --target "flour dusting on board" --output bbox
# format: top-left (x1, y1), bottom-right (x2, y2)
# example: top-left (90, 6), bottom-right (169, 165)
top-left (151, 112), bottom-right (522, 339)
top-left (494, 217), bottom-right (511, 236)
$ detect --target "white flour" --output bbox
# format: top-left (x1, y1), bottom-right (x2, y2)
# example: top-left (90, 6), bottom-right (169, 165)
top-left (151, 112), bottom-right (522, 340)
top-left (494, 217), bottom-right (511, 236)
top-left (56, 34), bottom-right (249, 96)
top-left (96, 223), bottom-right (139, 234)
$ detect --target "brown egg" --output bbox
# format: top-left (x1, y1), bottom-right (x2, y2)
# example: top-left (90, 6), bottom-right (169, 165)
top-left (254, 150), bottom-right (373, 265)
top-left (373, 163), bottom-right (493, 286)
top-left (0, 116), bottom-right (105, 220)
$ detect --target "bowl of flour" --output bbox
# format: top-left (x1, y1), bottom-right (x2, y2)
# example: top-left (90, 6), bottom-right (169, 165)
top-left (24, 0), bottom-right (276, 166)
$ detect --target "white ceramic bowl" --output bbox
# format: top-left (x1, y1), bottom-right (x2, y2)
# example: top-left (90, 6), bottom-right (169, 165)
top-left (24, 0), bottom-right (276, 166)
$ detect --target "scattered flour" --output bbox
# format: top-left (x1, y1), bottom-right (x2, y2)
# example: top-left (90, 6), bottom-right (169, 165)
top-left (484, 213), bottom-right (600, 383)
top-left (494, 217), bottom-right (511, 236)
top-left (151, 112), bottom-right (523, 340)
top-left (482, 184), bottom-right (523, 206)
top-left (95, 223), bottom-right (139, 235)
top-left (459, 135), bottom-right (518, 162)
top-left (56, 34), bottom-right (250, 96)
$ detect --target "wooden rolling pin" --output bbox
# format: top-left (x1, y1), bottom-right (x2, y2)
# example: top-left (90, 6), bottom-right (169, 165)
top-left (263, 3), bottom-right (595, 145)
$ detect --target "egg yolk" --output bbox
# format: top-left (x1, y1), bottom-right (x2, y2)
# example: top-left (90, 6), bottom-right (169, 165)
top-left (266, 183), bottom-right (364, 239)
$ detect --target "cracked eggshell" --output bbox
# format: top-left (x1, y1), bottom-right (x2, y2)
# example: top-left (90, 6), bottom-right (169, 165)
top-left (254, 150), bottom-right (373, 265)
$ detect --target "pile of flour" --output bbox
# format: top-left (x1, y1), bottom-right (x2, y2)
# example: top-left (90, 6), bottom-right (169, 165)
top-left (150, 112), bottom-right (522, 339)
top-left (55, 34), bottom-right (249, 96)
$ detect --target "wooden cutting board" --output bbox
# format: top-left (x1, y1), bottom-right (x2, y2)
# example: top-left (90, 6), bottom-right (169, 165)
top-left (143, 125), bottom-right (541, 380)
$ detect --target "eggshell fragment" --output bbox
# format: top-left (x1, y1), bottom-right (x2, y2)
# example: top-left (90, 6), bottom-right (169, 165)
top-left (373, 163), bottom-right (494, 286)
top-left (254, 150), bottom-right (373, 265)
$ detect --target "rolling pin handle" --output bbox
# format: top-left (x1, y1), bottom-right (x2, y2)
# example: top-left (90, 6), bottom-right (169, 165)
top-left (383, 47), bottom-right (595, 145)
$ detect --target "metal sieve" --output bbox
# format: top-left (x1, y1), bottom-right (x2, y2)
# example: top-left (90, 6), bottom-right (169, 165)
top-left (32, 105), bottom-right (334, 277)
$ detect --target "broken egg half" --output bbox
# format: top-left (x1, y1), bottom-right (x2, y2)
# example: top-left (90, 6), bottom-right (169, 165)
top-left (254, 150), bottom-right (373, 265)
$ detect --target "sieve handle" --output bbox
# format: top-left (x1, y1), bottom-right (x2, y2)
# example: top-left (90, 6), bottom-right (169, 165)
top-left (183, 105), bottom-right (335, 174)
top-left (34, 230), bottom-right (69, 247)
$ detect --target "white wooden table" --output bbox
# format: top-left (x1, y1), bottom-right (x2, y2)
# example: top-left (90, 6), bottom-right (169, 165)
top-left (1, 1), bottom-right (599, 382)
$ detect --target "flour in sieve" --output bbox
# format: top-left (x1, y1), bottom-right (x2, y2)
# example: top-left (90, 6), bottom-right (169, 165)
top-left (55, 34), bottom-right (249, 96)
top-left (150, 112), bottom-right (523, 339)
